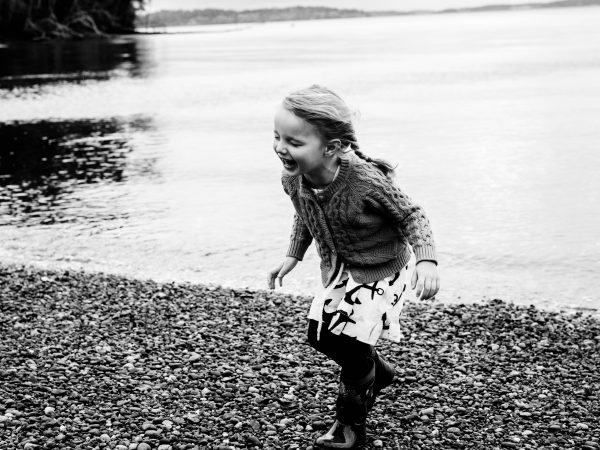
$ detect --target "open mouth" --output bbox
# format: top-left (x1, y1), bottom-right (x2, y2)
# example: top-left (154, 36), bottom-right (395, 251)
top-left (280, 158), bottom-right (297, 170)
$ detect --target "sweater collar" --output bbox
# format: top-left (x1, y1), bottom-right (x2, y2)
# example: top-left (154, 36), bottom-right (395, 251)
top-left (299, 152), bottom-right (352, 200)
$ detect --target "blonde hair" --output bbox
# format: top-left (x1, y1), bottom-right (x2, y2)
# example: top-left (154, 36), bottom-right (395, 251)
top-left (283, 85), bottom-right (395, 177)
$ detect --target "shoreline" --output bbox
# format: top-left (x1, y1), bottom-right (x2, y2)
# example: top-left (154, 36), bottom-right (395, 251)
top-left (1, 263), bottom-right (598, 449)
top-left (0, 259), bottom-right (596, 319)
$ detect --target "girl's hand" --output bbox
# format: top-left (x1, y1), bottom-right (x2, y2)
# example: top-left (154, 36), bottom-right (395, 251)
top-left (411, 260), bottom-right (440, 300)
top-left (268, 256), bottom-right (299, 289)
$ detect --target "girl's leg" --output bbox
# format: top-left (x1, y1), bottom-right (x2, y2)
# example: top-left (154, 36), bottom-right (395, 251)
top-left (308, 314), bottom-right (375, 448)
top-left (307, 313), bottom-right (396, 405)
top-left (307, 313), bottom-right (373, 379)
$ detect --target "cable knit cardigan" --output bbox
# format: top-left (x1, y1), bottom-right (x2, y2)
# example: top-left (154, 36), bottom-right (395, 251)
top-left (282, 151), bottom-right (437, 287)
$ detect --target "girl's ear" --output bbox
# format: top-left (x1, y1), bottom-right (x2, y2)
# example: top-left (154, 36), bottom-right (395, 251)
top-left (325, 139), bottom-right (342, 156)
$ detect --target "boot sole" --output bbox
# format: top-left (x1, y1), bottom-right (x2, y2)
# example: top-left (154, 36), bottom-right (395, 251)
top-left (313, 423), bottom-right (367, 449)
top-left (313, 439), bottom-right (366, 450)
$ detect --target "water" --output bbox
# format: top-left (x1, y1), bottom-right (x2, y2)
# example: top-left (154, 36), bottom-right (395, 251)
top-left (1, 7), bottom-right (599, 314)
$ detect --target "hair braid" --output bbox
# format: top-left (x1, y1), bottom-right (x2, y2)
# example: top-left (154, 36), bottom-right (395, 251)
top-left (354, 149), bottom-right (372, 162)
top-left (353, 150), bottom-right (396, 178)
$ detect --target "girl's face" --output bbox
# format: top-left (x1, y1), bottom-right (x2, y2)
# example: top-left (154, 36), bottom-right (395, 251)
top-left (273, 105), bottom-right (328, 177)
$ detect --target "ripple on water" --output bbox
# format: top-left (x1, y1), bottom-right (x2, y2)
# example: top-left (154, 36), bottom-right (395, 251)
top-left (0, 116), bottom-right (155, 227)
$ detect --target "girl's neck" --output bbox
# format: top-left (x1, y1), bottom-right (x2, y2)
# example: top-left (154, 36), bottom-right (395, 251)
top-left (304, 157), bottom-right (341, 189)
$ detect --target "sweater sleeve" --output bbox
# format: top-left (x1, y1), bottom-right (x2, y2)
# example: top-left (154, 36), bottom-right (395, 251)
top-left (281, 174), bottom-right (313, 260)
top-left (287, 212), bottom-right (313, 261)
top-left (366, 181), bottom-right (437, 264)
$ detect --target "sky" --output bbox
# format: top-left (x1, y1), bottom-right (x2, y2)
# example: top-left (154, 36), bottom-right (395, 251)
top-left (144, 0), bottom-right (556, 12)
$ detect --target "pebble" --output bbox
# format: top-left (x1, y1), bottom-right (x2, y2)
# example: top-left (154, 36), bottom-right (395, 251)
top-left (43, 407), bottom-right (55, 416)
top-left (1, 266), bottom-right (599, 450)
top-left (188, 353), bottom-right (202, 363)
top-left (420, 407), bottom-right (435, 416)
top-left (49, 389), bottom-right (67, 396)
top-left (279, 418), bottom-right (293, 427)
top-left (246, 434), bottom-right (261, 446)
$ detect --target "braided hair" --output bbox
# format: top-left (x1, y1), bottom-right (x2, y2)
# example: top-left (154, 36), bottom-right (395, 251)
top-left (282, 85), bottom-right (395, 178)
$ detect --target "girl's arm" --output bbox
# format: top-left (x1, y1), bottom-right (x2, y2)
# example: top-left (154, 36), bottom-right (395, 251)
top-left (366, 186), bottom-right (436, 264)
top-left (268, 213), bottom-right (312, 289)
top-left (281, 175), bottom-right (313, 260)
top-left (366, 183), bottom-right (439, 299)
top-left (268, 256), bottom-right (299, 289)
top-left (286, 212), bottom-right (313, 261)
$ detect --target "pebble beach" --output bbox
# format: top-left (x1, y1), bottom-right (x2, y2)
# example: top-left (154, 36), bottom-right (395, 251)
top-left (0, 264), bottom-right (599, 450)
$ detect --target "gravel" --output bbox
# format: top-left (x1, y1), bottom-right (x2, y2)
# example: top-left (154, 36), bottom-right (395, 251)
top-left (1, 264), bottom-right (599, 449)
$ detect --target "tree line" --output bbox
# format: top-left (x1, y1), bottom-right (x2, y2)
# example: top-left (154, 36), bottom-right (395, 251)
top-left (136, 7), bottom-right (391, 28)
top-left (137, 1), bottom-right (600, 28)
top-left (0, 0), bottom-right (146, 39)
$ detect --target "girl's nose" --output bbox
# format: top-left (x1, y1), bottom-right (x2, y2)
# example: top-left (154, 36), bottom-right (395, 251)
top-left (275, 140), bottom-right (286, 154)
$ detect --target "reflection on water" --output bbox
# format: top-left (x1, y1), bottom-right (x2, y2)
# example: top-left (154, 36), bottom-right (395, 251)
top-left (0, 38), bottom-right (151, 88)
top-left (0, 116), bottom-right (155, 226)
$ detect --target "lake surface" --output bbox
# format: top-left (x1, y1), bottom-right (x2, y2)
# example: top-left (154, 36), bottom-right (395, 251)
top-left (1, 7), bottom-right (599, 314)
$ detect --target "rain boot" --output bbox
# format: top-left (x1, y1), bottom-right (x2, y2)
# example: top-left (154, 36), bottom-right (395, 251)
top-left (367, 350), bottom-right (395, 411)
top-left (314, 360), bottom-right (375, 449)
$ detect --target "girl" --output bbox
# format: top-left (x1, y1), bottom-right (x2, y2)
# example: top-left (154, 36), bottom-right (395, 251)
top-left (268, 85), bottom-right (439, 449)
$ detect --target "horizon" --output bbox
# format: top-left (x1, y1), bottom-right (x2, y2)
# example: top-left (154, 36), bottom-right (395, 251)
top-left (143, 0), bottom-right (556, 12)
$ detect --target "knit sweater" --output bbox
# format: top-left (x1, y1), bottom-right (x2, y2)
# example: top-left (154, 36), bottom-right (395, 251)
top-left (282, 151), bottom-right (437, 287)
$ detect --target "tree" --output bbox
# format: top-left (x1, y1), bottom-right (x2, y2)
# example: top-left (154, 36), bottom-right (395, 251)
top-left (0, 0), bottom-right (147, 39)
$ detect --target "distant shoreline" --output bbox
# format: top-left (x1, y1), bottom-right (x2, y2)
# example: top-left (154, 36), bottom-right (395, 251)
top-left (136, 0), bottom-right (600, 29)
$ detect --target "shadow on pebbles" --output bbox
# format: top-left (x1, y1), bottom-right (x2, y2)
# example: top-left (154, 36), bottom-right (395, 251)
top-left (0, 265), bottom-right (599, 450)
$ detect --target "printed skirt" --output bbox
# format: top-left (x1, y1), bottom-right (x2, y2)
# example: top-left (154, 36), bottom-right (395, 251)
top-left (308, 253), bottom-right (417, 346)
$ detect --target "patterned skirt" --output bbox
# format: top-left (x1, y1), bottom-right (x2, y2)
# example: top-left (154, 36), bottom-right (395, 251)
top-left (308, 253), bottom-right (417, 346)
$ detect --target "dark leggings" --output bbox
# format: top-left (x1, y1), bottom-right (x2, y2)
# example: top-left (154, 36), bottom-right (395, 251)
top-left (307, 312), bottom-right (374, 380)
